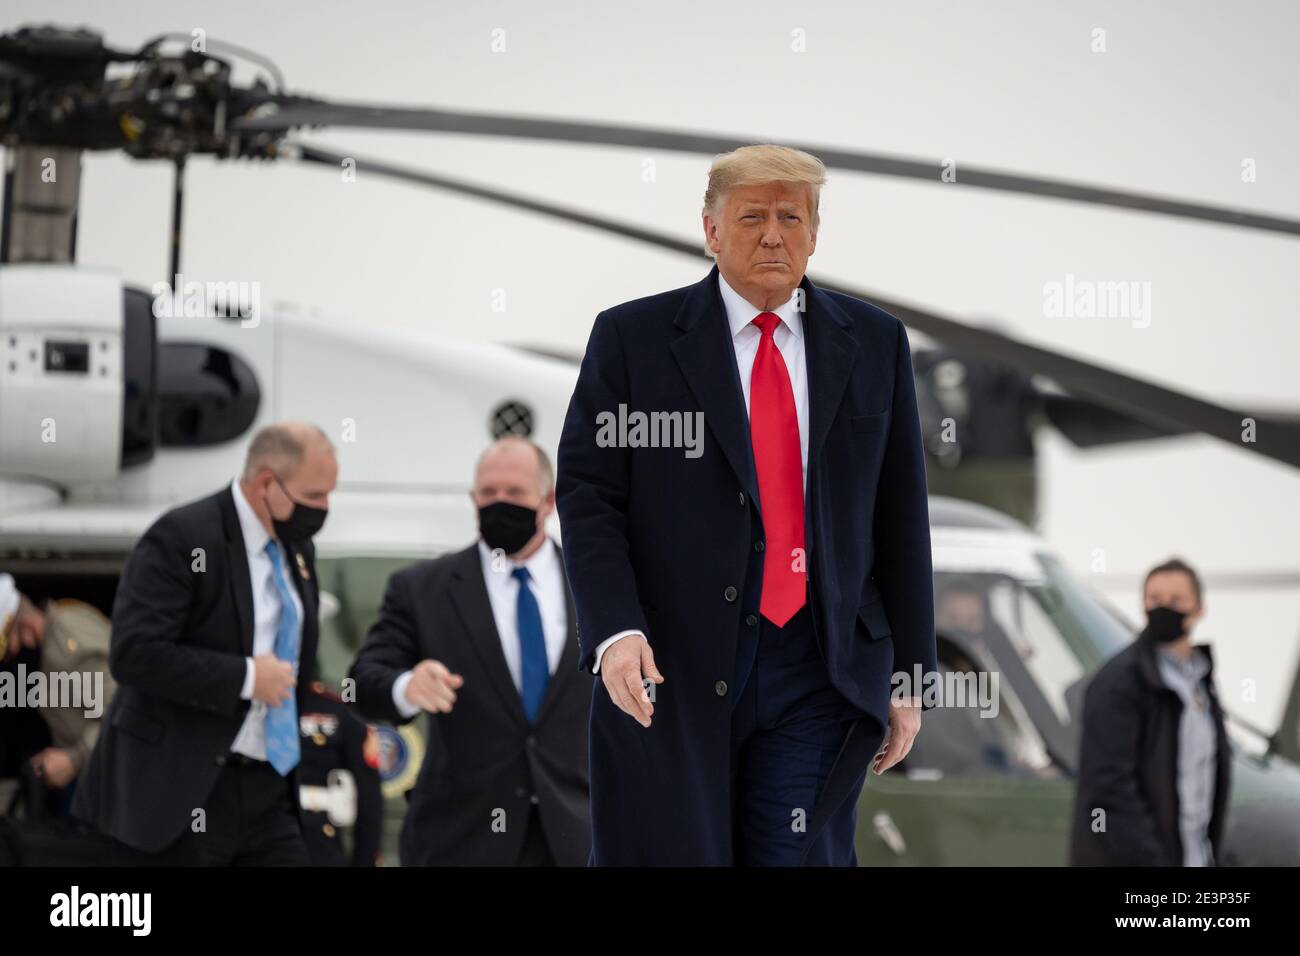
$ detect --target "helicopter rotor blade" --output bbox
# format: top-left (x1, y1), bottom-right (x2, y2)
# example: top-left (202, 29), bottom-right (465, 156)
top-left (241, 101), bottom-right (1300, 236)
top-left (1039, 394), bottom-right (1188, 448)
top-left (288, 143), bottom-right (1300, 470)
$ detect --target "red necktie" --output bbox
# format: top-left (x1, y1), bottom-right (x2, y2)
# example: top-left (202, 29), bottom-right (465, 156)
top-left (748, 311), bottom-right (806, 627)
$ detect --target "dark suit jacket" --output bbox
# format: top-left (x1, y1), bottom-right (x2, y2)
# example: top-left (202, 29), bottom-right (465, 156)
top-left (1069, 632), bottom-right (1232, 866)
top-left (555, 263), bottom-right (938, 864)
top-left (72, 486), bottom-right (319, 853)
top-left (347, 542), bottom-right (593, 866)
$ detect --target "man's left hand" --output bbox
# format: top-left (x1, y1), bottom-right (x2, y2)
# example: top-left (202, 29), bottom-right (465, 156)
top-left (31, 747), bottom-right (77, 789)
top-left (873, 696), bottom-right (922, 774)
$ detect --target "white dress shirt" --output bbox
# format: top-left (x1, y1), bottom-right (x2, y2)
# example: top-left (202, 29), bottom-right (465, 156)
top-left (392, 537), bottom-right (569, 718)
top-left (229, 478), bottom-right (305, 761)
top-left (590, 269), bottom-right (811, 673)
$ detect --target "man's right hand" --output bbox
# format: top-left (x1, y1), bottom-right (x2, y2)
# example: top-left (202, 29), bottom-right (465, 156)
top-left (404, 659), bottom-right (465, 714)
top-left (601, 635), bottom-right (664, 728)
top-left (251, 654), bottom-right (296, 707)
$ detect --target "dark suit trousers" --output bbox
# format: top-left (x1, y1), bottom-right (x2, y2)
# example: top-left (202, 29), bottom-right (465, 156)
top-left (729, 601), bottom-right (861, 866)
top-left (515, 804), bottom-right (556, 866)
top-left (111, 757), bottom-right (307, 866)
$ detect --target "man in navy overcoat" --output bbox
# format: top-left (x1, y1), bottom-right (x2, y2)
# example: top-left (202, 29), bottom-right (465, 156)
top-left (556, 144), bottom-right (937, 865)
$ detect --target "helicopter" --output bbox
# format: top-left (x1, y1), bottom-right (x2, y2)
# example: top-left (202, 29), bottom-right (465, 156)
top-left (1, 24), bottom-right (1298, 863)
top-left (4, 24), bottom-right (1300, 523)
top-left (856, 498), bottom-right (1300, 866)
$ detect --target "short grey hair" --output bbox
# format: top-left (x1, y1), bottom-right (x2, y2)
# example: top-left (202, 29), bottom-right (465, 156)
top-left (475, 436), bottom-right (554, 495)
top-left (242, 423), bottom-right (334, 482)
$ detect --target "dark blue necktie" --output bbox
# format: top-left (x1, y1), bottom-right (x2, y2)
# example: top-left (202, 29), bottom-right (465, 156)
top-left (512, 567), bottom-right (549, 722)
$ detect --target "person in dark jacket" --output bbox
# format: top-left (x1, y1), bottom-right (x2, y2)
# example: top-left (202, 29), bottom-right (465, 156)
top-left (1070, 557), bottom-right (1232, 866)
top-left (73, 421), bottom-right (337, 864)
top-left (348, 437), bottom-right (593, 866)
top-left (297, 680), bottom-right (384, 866)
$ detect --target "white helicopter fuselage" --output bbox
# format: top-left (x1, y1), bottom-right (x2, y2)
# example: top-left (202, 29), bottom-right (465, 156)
top-left (0, 263), bottom-right (577, 557)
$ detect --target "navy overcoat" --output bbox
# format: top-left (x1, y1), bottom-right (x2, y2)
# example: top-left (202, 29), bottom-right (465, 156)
top-left (556, 264), bottom-right (937, 865)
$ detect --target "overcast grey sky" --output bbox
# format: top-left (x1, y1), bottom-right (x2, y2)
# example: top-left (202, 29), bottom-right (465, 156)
top-left (5, 0), bottom-right (1299, 724)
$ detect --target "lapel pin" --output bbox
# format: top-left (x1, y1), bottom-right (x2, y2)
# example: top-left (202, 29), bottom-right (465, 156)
top-left (295, 552), bottom-right (311, 581)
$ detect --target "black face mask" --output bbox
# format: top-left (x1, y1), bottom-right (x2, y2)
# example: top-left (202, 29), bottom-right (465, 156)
top-left (269, 477), bottom-right (328, 544)
top-left (1144, 605), bottom-right (1188, 644)
top-left (478, 501), bottom-right (538, 555)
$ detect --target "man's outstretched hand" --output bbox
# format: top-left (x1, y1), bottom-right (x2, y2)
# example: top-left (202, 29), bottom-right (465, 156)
top-left (601, 634), bottom-right (664, 728)
top-left (873, 695), bottom-right (922, 774)
top-left (404, 658), bottom-right (465, 714)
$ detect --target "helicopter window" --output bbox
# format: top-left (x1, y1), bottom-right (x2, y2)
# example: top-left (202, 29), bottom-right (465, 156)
top-left (1032, 552), bottom-right (1132, 667)
top-left (911, 564), bottom-right (1141, 778)
top-left (490, 400), bottom-right (534, 439)
top-left (902, 634), bottom-right (1057, 779)
top-left (919, 558), bottom-right (1139, 777)
top-left (987, 580), bottom-right (1084, 728)
top-left (157, 342), bottom-right (260, 446)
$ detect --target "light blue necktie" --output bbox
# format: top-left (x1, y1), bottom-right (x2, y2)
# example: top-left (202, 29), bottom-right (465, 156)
top-left (263, 540), bottom-right (301, 775)
top-left (512, 567), bottom-right (549, 722)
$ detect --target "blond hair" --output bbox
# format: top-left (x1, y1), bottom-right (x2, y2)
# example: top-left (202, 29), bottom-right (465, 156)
top-left (702, 144), bottom-right (827, 245)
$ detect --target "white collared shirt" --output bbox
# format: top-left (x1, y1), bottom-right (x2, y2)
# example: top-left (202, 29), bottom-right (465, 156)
top-left (716, 267), bottom-right (810, 490)
top-left (228, 478), bottom-right (305, 760)
top-left (590, 268), bottom-right (811, 673)
top-left (391, 537), bottom-right (568, 718)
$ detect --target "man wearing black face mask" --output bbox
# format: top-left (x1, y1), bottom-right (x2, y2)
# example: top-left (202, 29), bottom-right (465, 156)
top-left (73, 422), bottom-right (337, 864)
top-left (348, 437), bottom-right (594, 866)
top-left (1070, 557), bottom-right (1232, 866)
